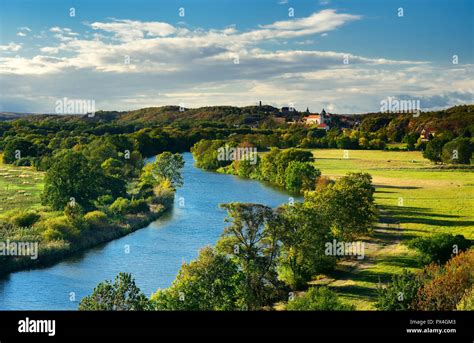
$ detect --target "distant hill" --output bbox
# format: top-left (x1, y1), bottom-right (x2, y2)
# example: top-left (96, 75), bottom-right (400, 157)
top-left (358, 105), bottom-right (474, 140)
top-left (0, 112), bottom-right (36, 121)
top-left (3, 105), bottom-right (473, 135)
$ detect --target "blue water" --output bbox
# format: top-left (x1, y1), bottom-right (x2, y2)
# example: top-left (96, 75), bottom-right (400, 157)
top-left (0, 153), bottom-right (294, 310)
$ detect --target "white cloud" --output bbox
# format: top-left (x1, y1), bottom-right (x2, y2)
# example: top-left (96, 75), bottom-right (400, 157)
top-left (0, 10), bottom-right (472, 113)
top-left (0, 42), bottom-right (22, 52)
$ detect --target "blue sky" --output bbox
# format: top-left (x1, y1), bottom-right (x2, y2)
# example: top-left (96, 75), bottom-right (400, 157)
top-left (0, 0), bottom-right (473, 113)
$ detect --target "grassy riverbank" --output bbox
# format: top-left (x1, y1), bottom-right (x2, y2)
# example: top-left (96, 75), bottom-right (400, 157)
top-left (309, 149), bottom-right (474, 309)
top-left (0, 154), bottom-right (176, 277)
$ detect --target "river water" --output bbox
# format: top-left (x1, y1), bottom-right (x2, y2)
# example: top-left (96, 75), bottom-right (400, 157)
top-left (0, 153), bottom-right (293, 310)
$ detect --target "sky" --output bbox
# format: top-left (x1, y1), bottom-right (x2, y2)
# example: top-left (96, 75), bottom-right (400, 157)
top-left (0, 0), bottom-right (473, 114)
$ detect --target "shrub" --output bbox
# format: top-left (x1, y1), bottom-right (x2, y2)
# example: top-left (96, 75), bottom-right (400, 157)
top-left (407, 233), bottom-right (471, 265)
top-left (415, 249), bottom-right (474, 310)
top-left (376, 270), bottom-right (423, 310)
top-left (84, 211), bottom-right (109, 229)
top-left (456, 285), bottom-right (474, 310)
top-left (10, 211), bottom-right (41, 228)
top-left (153, 179), bottom-right (175, 208)
top-left (286, 287), bottom-right (355, 311)
top-left (129, 199), bottom-right (149, 214)
top-left (109, 197), bottom-right (131, 215)
top-left (41, 216), bottom-right (81, 242)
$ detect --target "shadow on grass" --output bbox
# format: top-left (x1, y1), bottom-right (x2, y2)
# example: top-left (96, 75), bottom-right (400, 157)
top-left (374, 184), bottom-right (421, 190)
top-left (378, 205), bottom-right (473, 227)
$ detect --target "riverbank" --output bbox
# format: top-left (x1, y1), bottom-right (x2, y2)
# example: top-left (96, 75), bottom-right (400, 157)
top-left (0, 201), bottom-right (172, 278)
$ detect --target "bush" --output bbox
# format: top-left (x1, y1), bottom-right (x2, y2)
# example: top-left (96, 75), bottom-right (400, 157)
top-left (41, 216), bottom-right (81, 242)
top-left (153, 179), bottom-right (175, 208)
top-left (376, 270), bottom-right (423, 310)
top-left (10, 211), bottom-right (41, 228)
top-left (129, 199), bottom-right (149, 214)
top-left (109, 197), bottom-right (131, 215)
top-left (407, 233), bottom-right (471, 265)
top-left (84, 211), bottom-right (109, 229)
top-left (415, 249), bottom-right (473, 310)
top-left (286, 287), bottom-right (355, 311)
top-left (456, 286), bottom-right (474, 310)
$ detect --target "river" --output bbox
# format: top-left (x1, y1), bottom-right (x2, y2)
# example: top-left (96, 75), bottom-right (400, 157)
top-left (0, 153), bottom-right (294, 310)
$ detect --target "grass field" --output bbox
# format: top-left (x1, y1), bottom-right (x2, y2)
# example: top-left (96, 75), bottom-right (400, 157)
top-left (0, 154), bottom-right (44, 218)
top-left (310, 149), bottom-right (474, 309)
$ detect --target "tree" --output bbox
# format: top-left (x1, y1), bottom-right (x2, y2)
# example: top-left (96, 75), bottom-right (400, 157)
top-left (141, 152), bottom-right (184, 188)
top-left (284, 161), bottom-right (320, 193)
top-left (2, 138), bottom-right (37, 164)
top-left (216, 203), bottom-right (282, 310)
top-left (79, 273), bottom-right (151, 310)
top-left (441, 137), bottom-right (473, 164)
top-left (276, 203), bottom-right (336, 289)
top-left (286, 287), bottom-right (355, 311)
top-left (151, 247), bottom-right (244, 310)
top-left (423, 136), bottom-right (448, 163)
top-left (41, 151), bottom-right (107, 210)
top-left (306, 173), bottom-right (377, 240)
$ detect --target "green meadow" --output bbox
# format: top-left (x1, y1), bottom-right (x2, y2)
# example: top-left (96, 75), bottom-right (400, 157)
top-left (309, 148), bottom-right (474, 309)
top-left (0, 154), bottom-right (44, 217)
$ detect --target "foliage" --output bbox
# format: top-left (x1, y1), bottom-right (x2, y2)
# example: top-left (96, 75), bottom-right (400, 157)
top-left (441, 137), bottom-right (473, 164)
top-left (415, 249), bottom-right (473, 310)
top-left (276, 203), bottom-right (335, 289)
top-left (41, 151), bottom-right (120, 211)
top-left (10, 211), bottom-right (41, 228)
top-left (151, 247), bottom-right (244, 310)
top-left (144, 152), bottom-right (185, 188)
top-left (216, 203), bottom-right (282, 310)
top-left (284, 161), bottom-right (321, 193)
top-left (306, 173), bottom-right (377, 240)
top-left (84, 211), bottom-right (109, 229)
top-left (407, 233), bottom-right (471, 265)
top-left (456, 285), bottom-right (474, 310)
top-left (286, 287), bottom-right (355, 311)
top-left (376, 270), bottom-right (423, 310)
top-left (79, 272), bottom-right (152, 310)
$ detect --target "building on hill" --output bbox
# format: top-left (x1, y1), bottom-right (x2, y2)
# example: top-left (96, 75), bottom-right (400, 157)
top-left (420, 128), bottom-right (436, 141)
top-left (303, 109), bottom-right (331, 130)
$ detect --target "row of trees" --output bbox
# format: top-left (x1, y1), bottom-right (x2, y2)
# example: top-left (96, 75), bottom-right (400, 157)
top-left (79, 172), bottom-right (377, 310)
top-left (192, 140), bottom-right (321, 193)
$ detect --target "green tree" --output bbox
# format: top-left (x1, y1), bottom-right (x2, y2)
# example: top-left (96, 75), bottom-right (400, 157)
top-left (79, 273), bottom-right (151, 310)
top-left (284, 161), bottom-right (320, 193)
top-left (423, 136), bottom-right (448, 163)
top-left (42, 151), bottom-right (118, 210)
top-left (441, 137), bottom-right (473, 164)
top-left (151, 247), bottom-right (244, 310)
top-left (141, 152), bottom-right (184, 188)
top-left (306, 173), bottom-right (377, 240)
top-left (276, 203), bottom-right (336, 289)
top-left (216, 203), bottom-right (282, 310)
